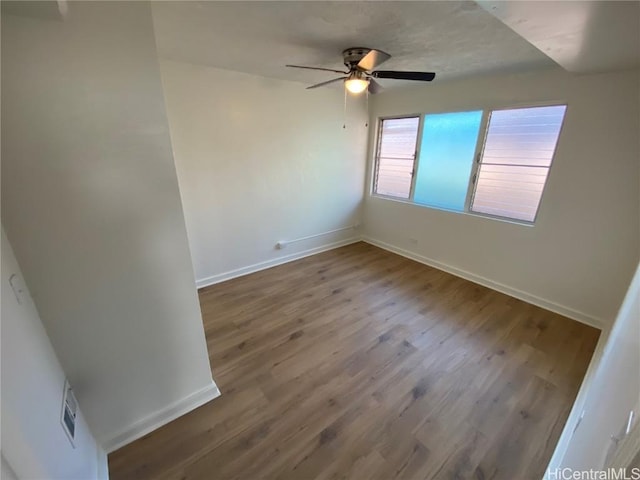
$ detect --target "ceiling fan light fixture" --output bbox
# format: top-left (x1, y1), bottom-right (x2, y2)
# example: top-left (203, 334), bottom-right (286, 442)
top-left (344, 73), bottom-right (369, 94)
top-left (345, 78), bottom-right (369, 94)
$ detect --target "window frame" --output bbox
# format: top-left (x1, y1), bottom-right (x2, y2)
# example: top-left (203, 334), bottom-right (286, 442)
top-left (468, 104), bottom-right (568, 224)
top-left (370, 101), bottom-right (568, 226)
top-left (372, 114), bottom-right (423, 201)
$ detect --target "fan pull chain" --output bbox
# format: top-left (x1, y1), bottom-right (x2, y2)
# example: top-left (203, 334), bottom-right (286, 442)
top-left (365, 87), bottom-right (369, 128)
top-left (343, 86), bottom-right (347, 129)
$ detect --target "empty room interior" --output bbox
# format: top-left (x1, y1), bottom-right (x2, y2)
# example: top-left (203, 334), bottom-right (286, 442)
top-left (1, 1), bottom-right (639, 479)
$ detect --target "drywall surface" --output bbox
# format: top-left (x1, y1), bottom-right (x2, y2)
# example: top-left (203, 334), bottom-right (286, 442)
top-left (1, 454), bottom-right (19, 480)
top-left (1, 2), bottom-right (215, 448)
top-left (550, 262), bottom-right (640, 472)
top-left (1, 228), bottom-right (107, 479)
top-left (158, 60), bottom-right (368, 286)
top-left (364, 69), bottom-right (639, 327)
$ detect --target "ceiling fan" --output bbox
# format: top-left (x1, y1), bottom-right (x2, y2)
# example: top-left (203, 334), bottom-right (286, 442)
top-left (286, 47), bottom-right (435, 95)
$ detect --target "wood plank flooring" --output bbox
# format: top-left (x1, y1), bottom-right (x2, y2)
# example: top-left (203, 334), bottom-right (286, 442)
top-left (108, 242), bottom-right (600, 480)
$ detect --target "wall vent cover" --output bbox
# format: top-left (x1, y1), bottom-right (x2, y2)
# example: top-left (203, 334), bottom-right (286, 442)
top-left (61, 380), bottom-right (77, 447)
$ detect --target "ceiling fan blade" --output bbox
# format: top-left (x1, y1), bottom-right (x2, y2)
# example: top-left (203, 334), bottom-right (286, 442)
top-left (286, 64), bottom-right (348, 74)
top-left (368, 78), bottom-right (383, 95)
top-left (306, 77), bottom-right (346, 90)
top-left (357, 49), bottom-right (391, 71)
top-left (372, 71), bottom-right (436, 82)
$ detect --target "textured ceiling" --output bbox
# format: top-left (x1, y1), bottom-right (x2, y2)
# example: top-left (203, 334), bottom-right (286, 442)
top-left (479, 1), bottom-right (640, 74)
top-left (151, 1), bottom-right (559, 88)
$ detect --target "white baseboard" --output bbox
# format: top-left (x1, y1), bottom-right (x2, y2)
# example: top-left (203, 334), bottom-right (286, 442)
top-left (103, 381), bottom-right (221, 453)
top-left (362, 236), bottom-right (605, 330)
top-left (196, 234), bottom-right (605, 329)
top-left (196, 237), bottom-right (361, 289)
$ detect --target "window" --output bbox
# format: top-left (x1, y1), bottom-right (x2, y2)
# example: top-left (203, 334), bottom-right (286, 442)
top-left (414, 110), bottom-right (483, 211)
top-left (373, 117), bottom-right (420, 199)
top-left (372, 105), bottom-right (566, 224)
top-left (470, 105), bottom-right (567, 222)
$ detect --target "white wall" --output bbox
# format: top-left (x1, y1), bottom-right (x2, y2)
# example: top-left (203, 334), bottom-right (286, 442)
top-left (363, 69), bottom-right (639, 328)
top-left (158, 60), bottom-right (368, 286)
top-left (1, 454), bottom-right (19, 480)
top-left (1, 2), bottom-right (217, 451)
top-left (549, 261), bottom-right (640, 472)
top-left (1, 228), bottom-right (108, 479)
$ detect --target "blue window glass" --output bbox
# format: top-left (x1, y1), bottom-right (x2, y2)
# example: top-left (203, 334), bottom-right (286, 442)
top-left (413, 110), bottom-right (483, 211)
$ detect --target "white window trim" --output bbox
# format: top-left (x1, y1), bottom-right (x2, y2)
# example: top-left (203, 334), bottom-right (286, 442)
top-left (407, 113), bottom-right (426, 202)
top-left (464, 111), bottom-right (490, 213)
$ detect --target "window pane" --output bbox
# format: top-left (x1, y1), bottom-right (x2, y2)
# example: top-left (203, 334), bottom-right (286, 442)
top-left (471, 105), bottom-right (566, 222)
top-left (413, 110), bottom-right (483, 211)
top-left (374, 117), bottom-right (420, 199)
top-left (482, 106), bottom-right (566, 167)
top-left (472, 164), bottom-right (548, 222)
top-left (373, 117), bottom-right (420, 198)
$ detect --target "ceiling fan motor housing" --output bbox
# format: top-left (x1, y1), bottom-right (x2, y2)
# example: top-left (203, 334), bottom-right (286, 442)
top-left (342, 47), bottom-right (371, 69)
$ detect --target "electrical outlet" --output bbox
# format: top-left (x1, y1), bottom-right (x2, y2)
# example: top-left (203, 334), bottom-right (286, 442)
top-left (9, 273), bottom-right (26, 305)
top-left (276, 241), bottom-right (287, 250)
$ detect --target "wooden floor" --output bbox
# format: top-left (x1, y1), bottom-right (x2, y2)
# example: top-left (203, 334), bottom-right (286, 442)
top-left (109, 242), bottom-right (600, 480)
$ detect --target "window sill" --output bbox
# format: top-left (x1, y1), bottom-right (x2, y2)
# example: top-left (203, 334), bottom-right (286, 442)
top-left (369, 194), bottom-right (535, 228)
